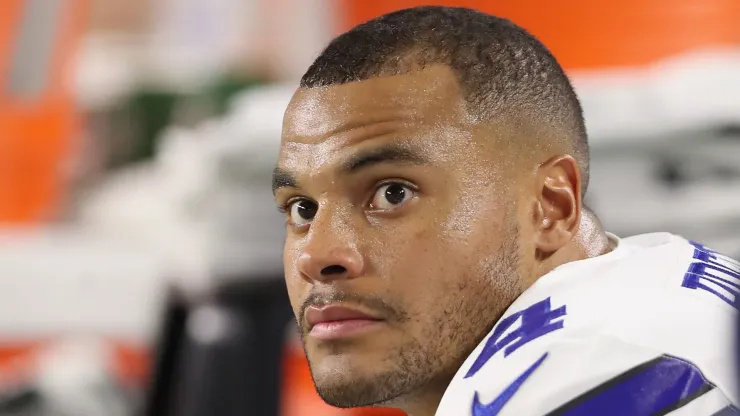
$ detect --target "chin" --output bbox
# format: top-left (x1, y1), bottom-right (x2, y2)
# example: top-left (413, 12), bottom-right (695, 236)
top-left (308, 350), bottom-right (375, 380)
top-left (304, 335), bottom-right (387, 369)
top-left (309, 355), bottom-right (402, 408)
top-left (314, 374), bottom-right (398, 409)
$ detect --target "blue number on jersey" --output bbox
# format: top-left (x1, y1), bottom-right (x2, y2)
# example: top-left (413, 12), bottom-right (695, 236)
top-left (682, 241), bottom-right (740, 310)
top-left (465, 297), bottom-right (566, 378)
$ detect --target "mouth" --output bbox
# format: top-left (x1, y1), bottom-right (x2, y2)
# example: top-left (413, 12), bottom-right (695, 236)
top-left (305, 304), bottom-right (385, 341)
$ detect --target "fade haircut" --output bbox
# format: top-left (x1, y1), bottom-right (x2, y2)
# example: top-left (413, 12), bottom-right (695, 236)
top-left (300, 6), bottom-right (590, 194)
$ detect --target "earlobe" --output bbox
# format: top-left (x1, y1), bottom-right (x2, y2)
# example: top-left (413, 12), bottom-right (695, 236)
top-left (533, 155), bottom-right (582, 254)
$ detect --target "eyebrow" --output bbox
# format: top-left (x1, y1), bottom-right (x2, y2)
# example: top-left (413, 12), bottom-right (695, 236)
top-left (272, 167), bottom-right (299, 195)
top-left (272, 145), bottom-right (429, 195)
top-left (339, 145), bottom-right (429, 173)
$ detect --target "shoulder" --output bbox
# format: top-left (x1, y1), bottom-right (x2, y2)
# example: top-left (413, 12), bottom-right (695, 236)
top-left (539, 232), bottom-right (739, 327)
top-left (434, 233), bottom-right (740, 416)
top-left (437, 331), bottom-right (737, 415)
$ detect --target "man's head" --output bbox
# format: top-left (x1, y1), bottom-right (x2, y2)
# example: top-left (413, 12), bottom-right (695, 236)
top-left (273, 6), bottom-right (589, 412)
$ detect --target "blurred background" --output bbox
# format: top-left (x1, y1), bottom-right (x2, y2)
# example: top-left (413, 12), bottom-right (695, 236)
top-left (0, 0), bottom-right (738, 415)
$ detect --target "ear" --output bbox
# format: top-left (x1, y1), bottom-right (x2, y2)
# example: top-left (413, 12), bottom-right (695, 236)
top-left (532, 155), bottom-right (582, 253)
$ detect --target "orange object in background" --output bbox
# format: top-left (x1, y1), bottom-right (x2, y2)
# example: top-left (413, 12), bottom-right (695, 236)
top-left (0, 0), bottom-right (86, 223)
top-left (339, 0), bottom-right (740, 71)
top-left (0, 339), bottom-right (150, 390)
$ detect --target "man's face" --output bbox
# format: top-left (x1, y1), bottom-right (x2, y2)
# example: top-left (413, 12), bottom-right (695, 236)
top-left (274, 67), bottom-right (524, 408)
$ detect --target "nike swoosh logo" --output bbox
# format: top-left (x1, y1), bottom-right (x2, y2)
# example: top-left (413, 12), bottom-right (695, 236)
top-left (471, 352), bottom-right (548, 416)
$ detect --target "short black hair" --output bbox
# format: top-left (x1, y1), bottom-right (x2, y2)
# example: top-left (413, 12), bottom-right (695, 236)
top-left (301, 6), bottom-right (590, 194)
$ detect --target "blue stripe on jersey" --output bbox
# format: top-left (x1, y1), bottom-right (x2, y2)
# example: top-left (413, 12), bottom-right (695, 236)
top-left (547, 355), bottom-right (713, 416)
top-left (713, 406), bottom-right (740, 416)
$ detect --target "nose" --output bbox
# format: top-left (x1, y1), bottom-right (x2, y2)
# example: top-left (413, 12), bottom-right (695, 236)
top-left (295, 213), bottom-right (364, 284)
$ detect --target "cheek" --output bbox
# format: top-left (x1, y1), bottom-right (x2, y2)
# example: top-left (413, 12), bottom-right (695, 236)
top-left (282, 241), bottom-right (306, 315)
top-left (369, 198), bottom-right (495, 285)
top-left (376, 224), bottom-right (469, 299)
top-left (384, 206), bottom-right (509, 307)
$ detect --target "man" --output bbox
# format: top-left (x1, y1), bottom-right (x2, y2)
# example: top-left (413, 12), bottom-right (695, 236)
top-left (272, 6), bottom-right (740, 416)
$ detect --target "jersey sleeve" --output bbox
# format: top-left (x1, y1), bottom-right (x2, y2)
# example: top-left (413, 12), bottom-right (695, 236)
top-left (435, 238), bottom-right (740, 416)
top-left (435, 332), bottom-right (737, 416)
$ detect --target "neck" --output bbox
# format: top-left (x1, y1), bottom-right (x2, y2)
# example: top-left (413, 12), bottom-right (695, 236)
top-left (391, 377), bottom-right (450, 416)
top-left (572, 209), bottom-right (613, 258)
top-left (537, 210), bottom-right (612, 279)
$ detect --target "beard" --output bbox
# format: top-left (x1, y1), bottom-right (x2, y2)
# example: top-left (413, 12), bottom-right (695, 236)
top-left (301, 220), bottom-right (524, 410)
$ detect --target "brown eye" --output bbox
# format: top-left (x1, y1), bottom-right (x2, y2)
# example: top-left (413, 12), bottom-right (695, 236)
top-left (370, 183), bottom-right (414, 210)
top-left (289, 199), bottom-right (318, 226)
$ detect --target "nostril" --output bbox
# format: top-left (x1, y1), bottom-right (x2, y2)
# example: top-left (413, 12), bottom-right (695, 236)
top-left (321, 265), bottom-right (347, 276)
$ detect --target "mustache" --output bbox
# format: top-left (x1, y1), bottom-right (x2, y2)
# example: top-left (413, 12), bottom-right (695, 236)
top-left (298, 289), bottom-right (407, 328)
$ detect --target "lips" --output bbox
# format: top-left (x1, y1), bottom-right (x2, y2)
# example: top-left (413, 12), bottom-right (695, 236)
top-left (304, 305), bottom-right (385, 341)
top-left (305, 305), bottom-right (383, 330)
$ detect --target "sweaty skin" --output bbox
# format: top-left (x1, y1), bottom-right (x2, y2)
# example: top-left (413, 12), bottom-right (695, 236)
top-left (274, 66), bottom-right (610, 416)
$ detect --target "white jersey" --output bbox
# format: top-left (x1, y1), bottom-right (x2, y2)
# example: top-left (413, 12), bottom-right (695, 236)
top-left (435, 233), bottom-right (740, 416)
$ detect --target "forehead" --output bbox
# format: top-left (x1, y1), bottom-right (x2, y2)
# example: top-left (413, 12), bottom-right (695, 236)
top-left (281, 66), bottom-right (472, 158)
